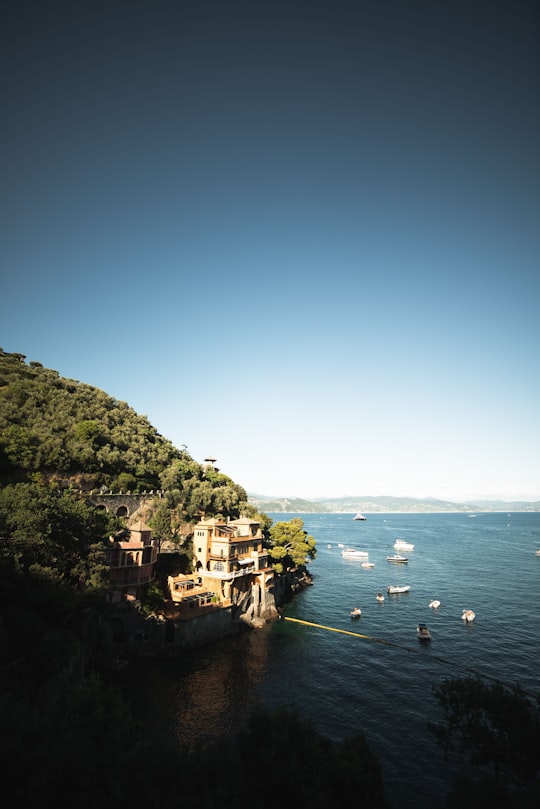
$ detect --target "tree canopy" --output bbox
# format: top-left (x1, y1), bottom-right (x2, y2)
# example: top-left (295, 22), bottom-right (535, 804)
top-left (0, 479), bottom-right (116, 589)
top-left (0, 349), bottom-right (180, 490)
top-left (268, 517), bottom-right (317, 573)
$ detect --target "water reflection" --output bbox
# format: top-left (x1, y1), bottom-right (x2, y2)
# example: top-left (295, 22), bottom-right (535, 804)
top-left (127, 627), bottom-right (273, 750)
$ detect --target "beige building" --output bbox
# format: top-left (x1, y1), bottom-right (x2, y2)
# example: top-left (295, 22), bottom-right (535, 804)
top-left (168, 517), bottom-right (275, 610)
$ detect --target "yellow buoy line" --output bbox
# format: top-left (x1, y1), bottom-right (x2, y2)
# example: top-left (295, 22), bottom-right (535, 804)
top-left (281, 616), bottom-right (507, 684)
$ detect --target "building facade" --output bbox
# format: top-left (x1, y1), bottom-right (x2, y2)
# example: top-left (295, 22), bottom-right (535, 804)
top-left (105, 521), bottom-right (159, 604)
top-left (169, 517), bottom-right (275, 614)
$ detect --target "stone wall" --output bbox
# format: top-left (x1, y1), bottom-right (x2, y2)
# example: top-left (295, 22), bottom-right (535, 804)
top-left (87, 492), bottom-right (162, 518)
top-left (168, 606), bottom-right (243, 648)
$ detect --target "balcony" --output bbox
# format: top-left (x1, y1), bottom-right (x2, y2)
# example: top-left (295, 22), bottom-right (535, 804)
top-left (109, 562), bottom-right (155, 587)
top-left (203, 566), bottom-right (255, 580)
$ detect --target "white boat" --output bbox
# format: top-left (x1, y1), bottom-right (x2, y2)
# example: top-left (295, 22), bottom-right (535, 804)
top-left (536, 549), bottom-right (540, 556)
top-left (376, 592), bottom-right (385, 602)
top-left (429, 600), bottom-right (441, 609)
top-left (341, 548), bottom-right (369, 559)
top-left (417, 623), bottom-right (432, 641)
top-left (350, 607), bottom-right (362, 618)
top-left (338, 543), bottom-right (345, 548)
top-left (386, 554), bottom-right (408, 564)
top-left (361, 561), bottom-right (375, 568)
top-left (387, 585), bottom-right (411, 594)
top-left (462, 609), bottom-right (476, 623)
top-left (353, 512), bottom-right (366, 520)
top-left (394, 538), bottom-right (414, 551)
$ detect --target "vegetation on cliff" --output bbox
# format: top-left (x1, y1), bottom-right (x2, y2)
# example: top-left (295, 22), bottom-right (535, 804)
top-left (0, 350), bottom-right (248, 519)
top-left (0, 350), bottom-right (177, 490)
top-left (0, 349), bottom-right (254, 538)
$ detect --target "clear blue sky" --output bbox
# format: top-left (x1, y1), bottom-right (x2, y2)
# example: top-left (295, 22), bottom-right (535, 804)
top-left (2, 1), bottom-right (539, 501)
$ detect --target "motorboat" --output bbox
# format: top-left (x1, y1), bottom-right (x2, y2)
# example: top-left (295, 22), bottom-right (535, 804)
top-left (462, 609), bottom-right (476, 623)
top-left (417, 623), bottom-right (432, 641)
top-left (376, 592), bottom-right (385, 602)
top-left (338, 543), bottom-right (345, 548)
top-left (393, 538), bottom-right (414, 551)
top-left (361, 561), bottom-right (375, 568)
top-left (387, 585), bottom-right (411, 594)
top-left (536, 549), bottom-right (540, 556)
top-left (341, 548), bottom-right (369, 559)
top-left (353, 513), bottom-right (366, 520)
top-left (386, 554), bottom-right (408, 564)
top-left (350, 607), bottom-right (362, 618)
top-left (429, 600), bottom-right (441, 609)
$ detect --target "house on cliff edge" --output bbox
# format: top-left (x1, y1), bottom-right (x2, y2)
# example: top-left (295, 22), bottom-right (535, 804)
top-left (168, 517), bottom-right (276, 619)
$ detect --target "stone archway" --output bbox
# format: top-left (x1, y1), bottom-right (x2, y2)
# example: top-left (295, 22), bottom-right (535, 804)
top-left (116, 505), bottom-right (129, 518)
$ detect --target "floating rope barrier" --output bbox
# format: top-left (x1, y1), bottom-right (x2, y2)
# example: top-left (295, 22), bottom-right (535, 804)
top-left (282, 616), bottom-right (537, 693)
top-left (284, 616), bottom-right (410, 650)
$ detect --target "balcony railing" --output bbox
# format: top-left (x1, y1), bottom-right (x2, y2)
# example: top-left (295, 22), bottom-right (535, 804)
top-left (202, 564), bottom-right (274, 580)
top-left (203, 567), bottom-right (254, 580)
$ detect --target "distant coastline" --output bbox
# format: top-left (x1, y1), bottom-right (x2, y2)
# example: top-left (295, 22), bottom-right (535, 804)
top-left (248, 494), bottom-right (540, 514)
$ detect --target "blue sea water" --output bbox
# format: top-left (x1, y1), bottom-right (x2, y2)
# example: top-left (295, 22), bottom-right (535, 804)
top-left (129, 512), bottom-right (540, 808)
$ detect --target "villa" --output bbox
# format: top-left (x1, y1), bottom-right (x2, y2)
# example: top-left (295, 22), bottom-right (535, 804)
top-left (168, 516), bottom-right (275, 616)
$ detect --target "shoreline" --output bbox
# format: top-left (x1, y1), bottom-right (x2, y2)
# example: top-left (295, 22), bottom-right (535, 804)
top-left (263, 509), bottom-right (539, 515)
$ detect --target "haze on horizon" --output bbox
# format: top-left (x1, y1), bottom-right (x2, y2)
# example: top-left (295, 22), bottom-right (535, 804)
top-left (2, 1), bottom-right (539, 506)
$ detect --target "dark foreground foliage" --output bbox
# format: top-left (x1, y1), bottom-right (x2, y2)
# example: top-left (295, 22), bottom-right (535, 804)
top-left (0, 662), bottom-right (387, 809)
top-left (186, 705), bottom-right (387, 809)
top-left (430, 675), bottom-right (540, 808)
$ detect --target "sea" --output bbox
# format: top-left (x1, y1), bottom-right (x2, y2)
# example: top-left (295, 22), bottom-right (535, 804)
top-left (126, 512), bottom-right (540, 809)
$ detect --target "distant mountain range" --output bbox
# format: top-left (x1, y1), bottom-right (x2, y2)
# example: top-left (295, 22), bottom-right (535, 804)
top-left (248, 493), bottom-right (540, 514)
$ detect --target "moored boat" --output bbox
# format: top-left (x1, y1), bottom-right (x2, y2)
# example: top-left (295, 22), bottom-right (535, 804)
top-left (361, 561), bottom-right (375, 568)
top-left (341, 548), bottom-right (369, 559)
top-left (417, 622), bottom-right (431, 641)
top-left (376, 592), bottom-right (385, 602)
top-left (394, 538), bottom-right (414, 551)
top-left (387, 584), bottom-right (411, 594)
top-left (350, 607), bottom-right (362, 618)
top-left (353, 513), bottom-right (366, 520)
top-left (429, 600), bottom-right (441, 609)
top-left (462, 609), bottom-right (476, 623)
top-left (386, 554), bottom-right (408, 564)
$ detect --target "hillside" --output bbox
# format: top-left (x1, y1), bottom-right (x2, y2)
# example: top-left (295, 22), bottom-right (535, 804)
top-left (248, 493), bottom-right (540, 513)
top-left (0, 349), bottom-right (250, 522)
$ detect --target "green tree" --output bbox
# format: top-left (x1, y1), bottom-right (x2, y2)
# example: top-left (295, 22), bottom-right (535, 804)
top-left (0, 424), bottom-right (38, 469)
top-left (268, 517), bottom-right (316, 573)
top-left (159, 455), bottom-right (203, 490)
top-left (114, 472), bottom-right (138, 492)
top-left (0, 481), bottom-right (117, 588)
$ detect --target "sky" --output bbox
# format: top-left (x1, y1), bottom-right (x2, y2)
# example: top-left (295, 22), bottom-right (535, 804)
top-left (2, 0), bottom-right (539, 502)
